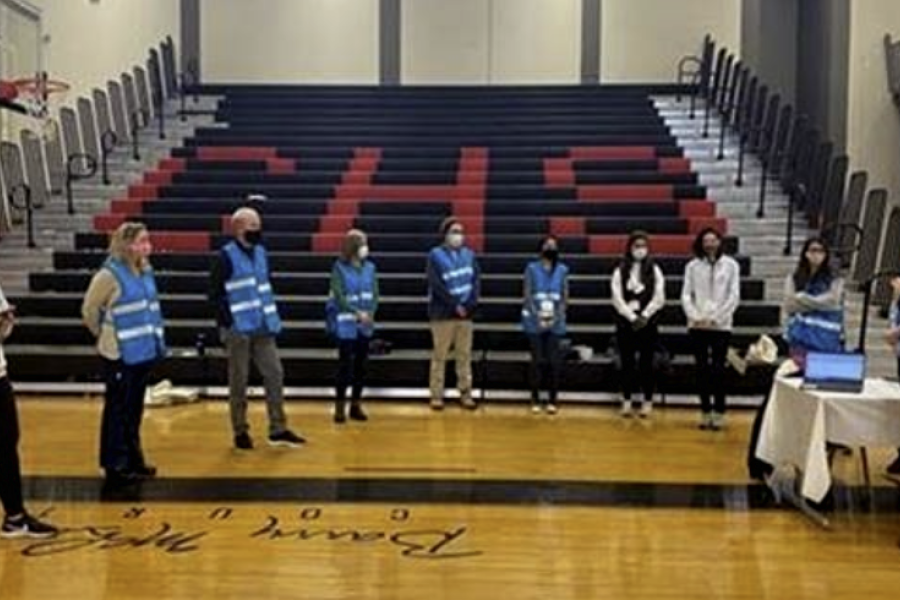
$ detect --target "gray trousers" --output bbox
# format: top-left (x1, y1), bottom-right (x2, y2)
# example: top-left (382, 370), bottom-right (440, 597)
top-left (223, 330), bottom-right (287, 436)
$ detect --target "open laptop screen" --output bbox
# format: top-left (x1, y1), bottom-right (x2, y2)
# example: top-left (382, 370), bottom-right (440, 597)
top-left (804, 352), bottom-right (866, 384)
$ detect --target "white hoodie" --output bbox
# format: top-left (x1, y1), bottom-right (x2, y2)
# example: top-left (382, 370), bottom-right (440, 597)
top-left (680, 255), bottom-right (741, 331)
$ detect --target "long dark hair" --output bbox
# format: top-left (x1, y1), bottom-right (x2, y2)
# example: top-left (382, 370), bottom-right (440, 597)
top-left (692, 227), bottom-right (724, 259)
top-left (618, 230), bottom-right (656, 285)
top-left (793, 237), bottom-right (834, 291)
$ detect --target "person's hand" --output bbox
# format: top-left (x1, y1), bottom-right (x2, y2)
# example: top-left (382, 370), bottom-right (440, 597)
top-left (691, 319), bottom-right (712, 329)
top-left (891, 276), bottom-right (900, 297)
top-left (885, 327), bottom-right (900, 346)
top-left (356, 311), bottom-right (373, 325)
top-left (456, 306), bottom-right (468, 319)
top-left (632, 315), bottom-right (648, 331)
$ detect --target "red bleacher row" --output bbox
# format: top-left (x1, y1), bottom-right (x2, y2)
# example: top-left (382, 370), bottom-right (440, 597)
top-left (92, 145), bottom-right (725, 255)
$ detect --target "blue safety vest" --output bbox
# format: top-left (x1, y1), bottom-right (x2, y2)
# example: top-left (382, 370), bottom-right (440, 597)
top-left (785, 276), bottom-right (844, 353)
top-left (327, 259), bottom-right (377, 340)
top-left (223, 241), bottom-right (282, 335)
top-left (104, 258), bottom-right (166, 365)
top-left (430, 246), bottom-right (476, 306)
top-left (521, 261), bottom-right (569, 335)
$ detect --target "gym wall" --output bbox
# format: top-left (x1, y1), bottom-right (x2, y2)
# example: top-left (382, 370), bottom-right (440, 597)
top-left (36, 0), bottom-right (180, 98)
top-left (197, 0), bottom-right (738, 85)
top-left (601, 0), bottom-right (741, 83)
top-left (400, 0), bottom-right (580, 84)
top-left (201, 0), bottom-right (379, 84)
top-left (848, 0), bottom-right (900, 207)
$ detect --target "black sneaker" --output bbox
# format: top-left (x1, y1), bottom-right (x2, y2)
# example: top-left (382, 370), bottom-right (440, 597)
top-left (1, 513), bottom-right (58, 539)
top-left (133, 464), bottom-right (158, 479)
top-left (105, 469), bottom-right (141, 487)
top-left (234, 432), bottom-right (254, 450)
top-left (348, 404), bottom-right (368, 421)
top-left (268, 430), bottom-right (306, 448)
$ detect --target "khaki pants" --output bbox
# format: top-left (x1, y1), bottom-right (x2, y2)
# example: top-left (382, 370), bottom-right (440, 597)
top-left (429, 319), bottom-right (474, 403)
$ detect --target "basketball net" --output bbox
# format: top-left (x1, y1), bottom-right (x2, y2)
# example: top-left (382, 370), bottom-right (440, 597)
top-left (13, 73), bottom-right (70, 142)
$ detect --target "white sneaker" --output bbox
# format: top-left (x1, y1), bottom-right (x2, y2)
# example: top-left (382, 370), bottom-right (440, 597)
top-left (531, 403), bottom-right (542, 414)
top-left (545, 403), bottom-right (558, 415)
top-left (638, 401), bottom-right (652, 419)
top-left (710, 412), bottom-right (725, 430)
top-left (619, 400), bottom-right (633, 418)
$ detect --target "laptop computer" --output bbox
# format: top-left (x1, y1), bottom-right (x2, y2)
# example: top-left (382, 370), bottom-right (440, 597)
top-left (801, 352), bottom-right (866, 393)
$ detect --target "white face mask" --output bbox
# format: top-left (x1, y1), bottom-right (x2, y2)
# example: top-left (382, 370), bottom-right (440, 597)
top-left (632, 247), bottom-right (648, 261)
top-left (447, 232), bottom-right (464, 248)
top-left (357, 245), bottom-right (369, 260)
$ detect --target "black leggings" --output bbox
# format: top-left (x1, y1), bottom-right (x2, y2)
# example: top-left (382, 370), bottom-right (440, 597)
top-left (336, 337), bottom-right (370, 405)
top-left (527, 332), bottom-right (562, 403)
top-left (0, 377), bottom-right (24, 517)
top-left (689, 328), bottom-right (731, 414)
top-left (616, 323), bottom-right (658, 402)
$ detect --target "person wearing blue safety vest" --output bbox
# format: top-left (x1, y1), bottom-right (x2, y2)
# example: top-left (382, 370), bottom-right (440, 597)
top-left (521, 235), bottom-right (569, 414)
top-left (327, 229), bottom-right (378, 424)
top-left (210, 206), bottom-right (305, 451)
top-left (81, 222), bottom-right (166, 486)
top-left (427, 217), bottom-right (480, 410)
top-left (782, 237), bottom-right (845, 365)
top-left (882, 275), bottom-right (900, 476)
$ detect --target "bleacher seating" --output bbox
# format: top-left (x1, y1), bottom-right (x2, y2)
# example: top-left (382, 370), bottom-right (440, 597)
top-left (7, 84), bottom-right (782, 396)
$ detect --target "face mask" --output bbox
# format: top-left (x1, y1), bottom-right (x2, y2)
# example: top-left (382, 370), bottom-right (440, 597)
top-left (447, 233), bottom-right (464, 248)
top-left (244, 230), bottom-right (262, 246)
top-left (631, 247), bottom-right (648, 261)
top-left (358, 245), bottom-right (370, 260)
top-left (542, 248), bottom-right (559, 262)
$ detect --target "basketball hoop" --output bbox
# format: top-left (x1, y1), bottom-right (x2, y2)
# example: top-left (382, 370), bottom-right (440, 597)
top-left (12, 74), bottom-right (71, 141)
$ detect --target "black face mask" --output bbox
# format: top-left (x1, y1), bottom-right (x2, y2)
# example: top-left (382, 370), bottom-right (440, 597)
top-left (542, 249), bottom-right (559, 262)
top-left (244, 230), bottom-right (263, 246)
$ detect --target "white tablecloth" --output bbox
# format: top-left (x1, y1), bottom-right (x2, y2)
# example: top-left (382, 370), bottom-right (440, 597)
top-left (755, 377), bottom-right (900, 502)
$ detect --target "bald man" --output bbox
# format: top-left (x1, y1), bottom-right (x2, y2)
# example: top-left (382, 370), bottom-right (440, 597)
top-left (210, 206), bottom-right (305, 450)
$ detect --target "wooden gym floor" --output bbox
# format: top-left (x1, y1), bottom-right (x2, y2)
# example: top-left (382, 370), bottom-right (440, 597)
top-left (1, 397), bottom-right (899, 600)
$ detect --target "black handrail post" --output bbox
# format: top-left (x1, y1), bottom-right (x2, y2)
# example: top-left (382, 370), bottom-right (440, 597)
top-left (100, 130), bottom-right (118, 186)
top-left (735, 134), bottom-right (746, 187)
top-left (757, 161), bottom-right (768, 218)
top-left (66, 153), bottom-right (99, 215)
top-left (858, 278), bottom-right (873, 353)
top-left (179, 72), bottom-right (188, 122)
top-left (783, 188), bottom-right (799, 256)
top-left (156, 91), bottom-right (166, 140)
top-left (9, 183), bottom-right (35, 248)
top-left (130, 110), bottom-right (141, 161)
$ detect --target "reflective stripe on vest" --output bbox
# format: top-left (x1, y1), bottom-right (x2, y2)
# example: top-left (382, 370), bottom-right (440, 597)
top-left (224, 242), bottom-right (282, 335)
top-left (333, 260), bottom-right (377, 340)
top-left (104, 258), bottom-right (166, 365)
top-left (521, 261), bottom-right (568, 335)
top-left (431, 247), bottom-right (476, 305)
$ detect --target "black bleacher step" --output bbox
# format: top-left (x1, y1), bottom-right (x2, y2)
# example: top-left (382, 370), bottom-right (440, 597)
top-left (3, 344), bottom-right (774, 394)
top-left (29, 272), bottom-right (768, 302)
top-left (10, 318), bottom-right (780, 356)
top-left (73, 233), bottom-right (740, 255)
top-left (184, 134), bottom-right (679, 148)
top-left (52, 251), bottom-right (754, 276)
top-left (205, 124), bottom-right (672, 136)
top-left (171, 146), bottom-right (685, 160)
top-left (10, 294), bottom-right (780, 328)
top-left (138, 199), bottom-right (689, 219)
top-left (156, 183), bottom-right (707, 201)
top-left (169, 171), bottom-right (698, 187)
